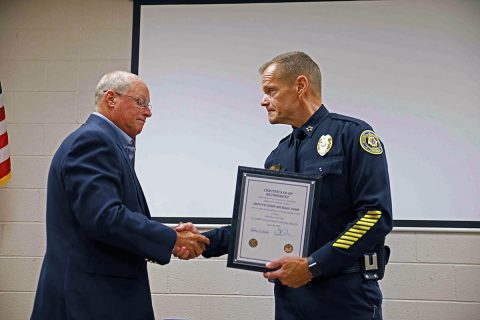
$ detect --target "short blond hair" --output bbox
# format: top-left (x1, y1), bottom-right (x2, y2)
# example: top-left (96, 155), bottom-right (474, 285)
top-left (259, 51), bottom-right (321, 94)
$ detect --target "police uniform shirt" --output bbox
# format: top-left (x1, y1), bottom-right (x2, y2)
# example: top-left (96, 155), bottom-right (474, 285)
top-left (264, 105), bottom-right (393, 277)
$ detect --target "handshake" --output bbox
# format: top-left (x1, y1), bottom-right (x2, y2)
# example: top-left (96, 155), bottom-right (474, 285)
top-left (172, 222), bottom-right (210, 260)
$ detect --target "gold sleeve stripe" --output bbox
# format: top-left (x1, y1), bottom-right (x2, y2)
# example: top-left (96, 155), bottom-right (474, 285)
top-left (334, 210), bottom-right (383, 250)
top-left (366, 213), bottom-right (381, 217)
top-left (345, 232), bottom-right (363, 238)
top-left (356, 221), bottom-right (375, 227)
top-left (340, 235), bottom-right (358, 241)
top-left (349, 228), bottom-right (367, 235)
top-left (354, 225), bottom-right (371, 231)
top-left (359, 219), bottom-right (377, 225)
top-left (332, 210), bottom-right (382, 249)
top-left (336, 239), bottom-right (355, 245)
top-left (333, 210), bottom-right (384, 249)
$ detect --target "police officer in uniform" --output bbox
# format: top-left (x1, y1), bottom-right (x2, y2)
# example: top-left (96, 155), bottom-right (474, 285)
top-left (180, 51), bottom-right (393, 320)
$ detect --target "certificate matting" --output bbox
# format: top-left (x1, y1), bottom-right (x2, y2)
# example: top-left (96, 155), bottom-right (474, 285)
top-left (227, 166), bottom-right (321, 272)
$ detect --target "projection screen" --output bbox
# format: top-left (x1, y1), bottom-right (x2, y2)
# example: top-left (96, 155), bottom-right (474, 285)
top-left (132, 0), bottom-right (480, 227)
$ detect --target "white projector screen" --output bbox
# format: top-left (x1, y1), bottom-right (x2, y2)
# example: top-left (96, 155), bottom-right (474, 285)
top-left (132, 0), bottom-right (480, 227)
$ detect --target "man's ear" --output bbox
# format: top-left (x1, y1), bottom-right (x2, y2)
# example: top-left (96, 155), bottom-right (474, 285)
top-left (296, 75), bottom-right (308, 97)
top-left (105, 90), bottom-right (115, 107)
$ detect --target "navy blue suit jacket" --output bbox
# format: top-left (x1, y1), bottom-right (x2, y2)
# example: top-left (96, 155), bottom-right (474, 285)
top-left (31, 114), bottom-right (176, 320)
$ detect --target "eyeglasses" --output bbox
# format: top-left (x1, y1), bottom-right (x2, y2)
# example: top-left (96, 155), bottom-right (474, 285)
top-left (105, 90), bottom-right (152, 111)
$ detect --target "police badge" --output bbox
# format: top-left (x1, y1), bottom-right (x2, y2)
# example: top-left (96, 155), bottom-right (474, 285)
top-left (317, 134), bottom-right (333, 156)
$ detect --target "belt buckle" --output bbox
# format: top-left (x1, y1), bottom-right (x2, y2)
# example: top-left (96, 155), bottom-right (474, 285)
top-left (362, 252), bottom-right (379, 280)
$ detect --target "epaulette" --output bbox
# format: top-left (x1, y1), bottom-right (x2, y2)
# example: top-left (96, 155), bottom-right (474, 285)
top-left (330, 113), bottom-right (371, 128)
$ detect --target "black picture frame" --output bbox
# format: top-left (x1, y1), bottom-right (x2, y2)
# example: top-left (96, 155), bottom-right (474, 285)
top-left (227, 166), bottom-right (322, 272)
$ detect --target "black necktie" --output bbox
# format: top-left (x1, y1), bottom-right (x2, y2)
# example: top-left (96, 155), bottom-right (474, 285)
top-left (292, 128), bottom-right (306, 172)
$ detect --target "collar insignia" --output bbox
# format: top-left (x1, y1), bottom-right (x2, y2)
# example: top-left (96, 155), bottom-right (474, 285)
top-left (269, 164), bottom-right (281, 171)
top-left (306, 126), bottom-right (313, 132)
top-left (317, 134), bottom-right (333, 156)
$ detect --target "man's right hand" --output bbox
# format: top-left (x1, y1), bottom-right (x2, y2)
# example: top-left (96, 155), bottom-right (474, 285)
top-left (173, 223), bottom-right (210, 260)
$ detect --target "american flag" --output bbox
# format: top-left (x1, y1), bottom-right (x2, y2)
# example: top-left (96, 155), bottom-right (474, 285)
top-left (0, 81), bottom-right (11, 186)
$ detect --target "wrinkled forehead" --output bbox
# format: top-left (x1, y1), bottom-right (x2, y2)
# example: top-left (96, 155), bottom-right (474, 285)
top-left (262, 64), bottom-right (277, 80)
top-left (262, 64), bottom-right (289, 87)
top-left (128, 79), bottom-right (150, 98)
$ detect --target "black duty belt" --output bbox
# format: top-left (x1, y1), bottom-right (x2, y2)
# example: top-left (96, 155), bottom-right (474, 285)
top-left (340, 245), bottom-right (390, 280)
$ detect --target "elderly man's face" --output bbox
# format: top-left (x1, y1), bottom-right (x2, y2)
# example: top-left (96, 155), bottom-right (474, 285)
top-left (110, 79), bottom-right (152, 138)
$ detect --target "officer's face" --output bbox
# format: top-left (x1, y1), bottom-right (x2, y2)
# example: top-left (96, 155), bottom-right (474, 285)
top-left (261, 64), bottom-right (299, 126)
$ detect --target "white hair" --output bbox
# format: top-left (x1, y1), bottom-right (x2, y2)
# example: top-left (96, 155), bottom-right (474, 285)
top-left (94, 71), bottom-right (141, 108)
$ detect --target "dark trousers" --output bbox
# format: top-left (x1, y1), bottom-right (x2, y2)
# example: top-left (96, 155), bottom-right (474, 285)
top-left (275, 273), bottom-right (382, 320)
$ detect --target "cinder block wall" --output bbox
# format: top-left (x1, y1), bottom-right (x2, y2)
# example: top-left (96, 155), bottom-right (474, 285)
top-left (0, 1), bottom-right (479, 320)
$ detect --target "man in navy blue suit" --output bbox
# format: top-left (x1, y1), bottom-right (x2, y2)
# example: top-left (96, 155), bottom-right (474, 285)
top-left (31, 71), bottom-right (209, 320)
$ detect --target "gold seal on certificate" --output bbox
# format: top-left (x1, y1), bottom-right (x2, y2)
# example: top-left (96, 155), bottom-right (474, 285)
top-left (227, 166), bottom-right (321, 272)
top-left (284, 244), bottom-right (293, 253)
top-left (249, 239), bottom-right (258, 248)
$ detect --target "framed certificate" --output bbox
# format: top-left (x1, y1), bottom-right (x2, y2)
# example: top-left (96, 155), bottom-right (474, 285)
top-left (227, 166), bottom-right (321, 272)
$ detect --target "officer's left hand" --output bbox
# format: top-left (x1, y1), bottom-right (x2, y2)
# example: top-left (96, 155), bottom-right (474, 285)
top-left (263, 256), bottom-right (312, 288)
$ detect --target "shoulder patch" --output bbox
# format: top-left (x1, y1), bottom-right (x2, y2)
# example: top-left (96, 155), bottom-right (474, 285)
top-left (359, 130), bottom-right (383, 155)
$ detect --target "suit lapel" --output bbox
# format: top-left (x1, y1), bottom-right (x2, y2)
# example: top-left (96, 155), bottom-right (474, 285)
top-left (86, 115), bottom-right (149, 217)
top-left (116, 143), bottom-right (148, 216)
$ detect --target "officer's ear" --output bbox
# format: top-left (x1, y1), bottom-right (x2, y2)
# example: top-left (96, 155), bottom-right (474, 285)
top-left (296, 75), bottom-right (308, 98)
